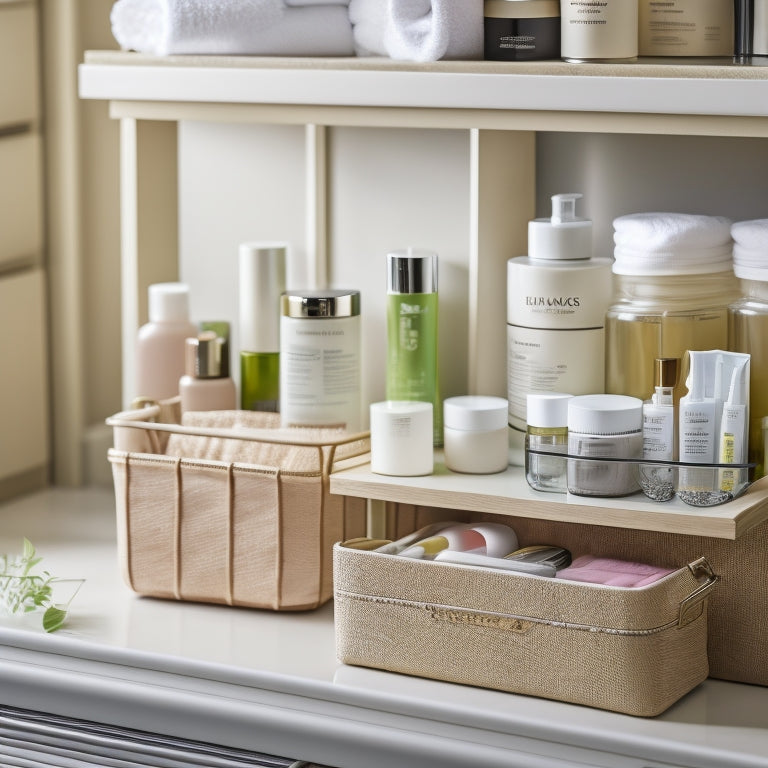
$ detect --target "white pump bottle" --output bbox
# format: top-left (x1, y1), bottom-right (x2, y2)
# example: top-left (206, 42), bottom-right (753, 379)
top-left (506, 193), bottom-right (613, 464)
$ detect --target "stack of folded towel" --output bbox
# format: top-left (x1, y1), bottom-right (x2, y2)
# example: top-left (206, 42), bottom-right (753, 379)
top-left (111, 0), bottom-right (356, 57)
top-left (350, 0), bottom-right (483, 62)
top-left (110, 0), bottom-right (485, 61)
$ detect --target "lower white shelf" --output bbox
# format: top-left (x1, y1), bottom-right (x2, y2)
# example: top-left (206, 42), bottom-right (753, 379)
top-left (330, 454), bottom-right (768, 540)
top-left (1, 487), bottom-right (768, 768)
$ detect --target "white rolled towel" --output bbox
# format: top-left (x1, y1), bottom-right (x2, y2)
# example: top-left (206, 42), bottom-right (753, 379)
top-left (349, 0), bottom-right (484, 61)
top-left (111, 0), bottom-right (354, 56)
top-left (731, 219), bottom-right (768, 280)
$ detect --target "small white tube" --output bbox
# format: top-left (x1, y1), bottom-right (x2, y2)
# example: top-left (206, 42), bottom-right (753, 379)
top-left (719, 359), bottom-right (749, 492)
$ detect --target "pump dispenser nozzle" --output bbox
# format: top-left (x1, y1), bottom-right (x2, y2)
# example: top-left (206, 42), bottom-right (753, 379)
top-left (551, 193), bottom-right (582, 225)
top-left (528, 192), bottom-right (592, 261)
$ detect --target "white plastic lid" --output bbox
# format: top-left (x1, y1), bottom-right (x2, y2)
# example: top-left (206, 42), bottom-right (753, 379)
top-left (567, 394), bottom-right (643, 436)
top-left (731, 219), bottom-right (768, 281)
top-left (612, 213), bottom-right (733, 276)
top-left (526, 392), bottom-right (572, 428)
top-left (443, 396), bottom-right (507, 432)
top-left (528, 193), bottom-right (592, 261)
top-left (239, 242), bottom-right (287, 353)
top-left (148, 283), bottom-right (191, 323)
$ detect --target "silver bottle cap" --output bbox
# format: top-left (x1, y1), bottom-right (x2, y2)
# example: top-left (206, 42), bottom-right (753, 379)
top-left (186, 331), bottom-right (228, 379)
top-left (281, 289), bottom-right (360, 318)
top-left (387, 249), bottom-right (438, 294)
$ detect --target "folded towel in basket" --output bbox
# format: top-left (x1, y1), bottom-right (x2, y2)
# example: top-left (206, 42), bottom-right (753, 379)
top-left (111, 0), bottom-right (355, 56)
top-left (349, 0), bottom-right (484, 61)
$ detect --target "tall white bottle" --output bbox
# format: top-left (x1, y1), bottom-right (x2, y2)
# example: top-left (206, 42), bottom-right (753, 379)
top-left (507, 193), bottom-right (613, 463)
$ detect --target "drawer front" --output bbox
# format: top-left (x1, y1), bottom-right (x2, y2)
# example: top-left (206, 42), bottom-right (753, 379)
top-left (0, 268), bottom-right (49, 480)
top-left (0, 132), bottom-right (43, 268)
top-left (0, 1), bottom-right (39, 128)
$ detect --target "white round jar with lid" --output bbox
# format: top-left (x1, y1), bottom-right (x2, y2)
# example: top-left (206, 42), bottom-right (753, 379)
top-left (370, 401), bottom-right (434, 477)
top-left (280, 289), bottom-right (362, 432)
top-left (567, 394), bottom-right (643, 497)
top-left (443, 395), bottom-right (508, 474)
top-left (606, 212), bottom-right (740, 402)
top-left (728, 218), bottom-right (768, 479)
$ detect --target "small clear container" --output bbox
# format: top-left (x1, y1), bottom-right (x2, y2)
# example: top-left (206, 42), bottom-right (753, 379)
top-left (525, 393), bottom-right (571, 493)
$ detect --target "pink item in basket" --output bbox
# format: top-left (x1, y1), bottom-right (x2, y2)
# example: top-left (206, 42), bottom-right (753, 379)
top-left (556, 555), bottom-right (675, 588)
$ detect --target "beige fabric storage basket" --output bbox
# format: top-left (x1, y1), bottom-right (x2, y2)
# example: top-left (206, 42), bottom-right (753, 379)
top-left (108, 399), bottom-right (369, 611)
top-left (334, 541), bottom-right (717, 717)
top-left (383, 499), bottom-right (768, 687)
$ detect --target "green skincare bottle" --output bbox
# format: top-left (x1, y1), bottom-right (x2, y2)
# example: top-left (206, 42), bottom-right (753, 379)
top-left (386, 248), bottom-right (442, 445)
top-left (238, 241), bottom-right (287, 412)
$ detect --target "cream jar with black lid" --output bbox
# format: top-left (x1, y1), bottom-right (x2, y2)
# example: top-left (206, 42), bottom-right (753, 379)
top-left (484, 0), bottom-right (560, 61)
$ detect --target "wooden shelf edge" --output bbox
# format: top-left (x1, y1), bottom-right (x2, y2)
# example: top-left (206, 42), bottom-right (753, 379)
top-left (330, 466), bottom-right (768, 541)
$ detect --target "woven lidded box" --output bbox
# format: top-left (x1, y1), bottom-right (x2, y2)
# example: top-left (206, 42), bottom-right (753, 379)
top-left (334, 541), bottom-right (717, 716)
top-left (108, 399), bottom-right (369, 611)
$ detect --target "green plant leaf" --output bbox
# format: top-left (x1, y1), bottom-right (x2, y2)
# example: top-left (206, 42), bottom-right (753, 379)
top-left (42, 606), bottom-right (67, 633)
top-left (0, 539), bottom-right (83, 632)
top-left (22, 538), bottom-right (35, 561)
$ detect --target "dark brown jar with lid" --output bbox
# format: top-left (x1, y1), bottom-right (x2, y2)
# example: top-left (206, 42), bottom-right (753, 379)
top-left (484, 0), bottom-right (560, 61)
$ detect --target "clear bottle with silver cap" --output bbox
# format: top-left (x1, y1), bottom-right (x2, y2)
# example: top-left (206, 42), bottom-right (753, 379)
top-left (179, 331), bottom-right (237, 414)
top-left (280, 289), bottom-right (362, 432)
top-left (238, 241), bottom-right (287, 412)
top-left (386, 248), bottom-right (441, 445)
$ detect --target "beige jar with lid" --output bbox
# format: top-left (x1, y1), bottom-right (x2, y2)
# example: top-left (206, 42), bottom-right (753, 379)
top-left (605, 213), bottom-right (740, 403)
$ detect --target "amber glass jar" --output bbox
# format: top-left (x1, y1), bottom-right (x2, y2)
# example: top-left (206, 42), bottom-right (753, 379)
top-left (605, 213), bottom-right (739, 402)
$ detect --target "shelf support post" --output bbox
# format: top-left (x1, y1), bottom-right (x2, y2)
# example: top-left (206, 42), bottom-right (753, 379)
top-left (468, 129), bottom-right (536, 396)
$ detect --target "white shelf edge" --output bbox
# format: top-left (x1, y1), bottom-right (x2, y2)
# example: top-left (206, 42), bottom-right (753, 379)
top-left (78, 60), bottom-right (768, 118)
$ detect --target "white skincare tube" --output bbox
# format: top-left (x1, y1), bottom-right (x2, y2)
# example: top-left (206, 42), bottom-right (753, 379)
top-left (719, 359), bottom-right (749, 492)
top-left (678, 352), bottom-right (718, 496)
top-left (679, 355), bottom-right (717, 466)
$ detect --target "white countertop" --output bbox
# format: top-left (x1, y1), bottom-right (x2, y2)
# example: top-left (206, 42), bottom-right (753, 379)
top-left (1, 486), bottom-right (768, 768)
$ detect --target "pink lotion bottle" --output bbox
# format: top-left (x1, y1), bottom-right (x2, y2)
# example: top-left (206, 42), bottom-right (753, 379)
top-left (135, 283), bottom-right (198, 401)
top-left (179, 331), bottom-right (236, 413)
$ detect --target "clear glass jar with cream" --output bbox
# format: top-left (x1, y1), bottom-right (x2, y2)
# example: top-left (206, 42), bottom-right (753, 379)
top-left (567, 394), bottom-right (644, 497)
top-left (525, 392), bottom-right (572, 493)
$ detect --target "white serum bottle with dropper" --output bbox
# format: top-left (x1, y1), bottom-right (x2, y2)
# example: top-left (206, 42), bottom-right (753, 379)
top-left (506, 193), bottom-right (613, 464)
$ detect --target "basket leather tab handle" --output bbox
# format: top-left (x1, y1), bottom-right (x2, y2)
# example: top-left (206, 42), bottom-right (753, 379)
top-left (679, 557), bottom-right (719, 628)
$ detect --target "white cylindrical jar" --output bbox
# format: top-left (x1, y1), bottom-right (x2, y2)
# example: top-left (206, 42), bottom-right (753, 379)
top-left (443, 396), bottom-right (509, 474)
top-left (370, 401), bottom-right (434, 477)
top-left (560, 0), bottom-right (638, 62)
top-left (280, 289), bottom-right (362, 432)
top-left (567, 394), bottom-right (644, 497)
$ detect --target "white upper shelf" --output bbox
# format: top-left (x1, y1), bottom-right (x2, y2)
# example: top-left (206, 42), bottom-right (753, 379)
top-left (79, 51), bottom-right (768, 119)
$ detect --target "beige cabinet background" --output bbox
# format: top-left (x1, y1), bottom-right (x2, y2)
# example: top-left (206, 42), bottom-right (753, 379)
top-left (0, 0), bottom-right (121, 501)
